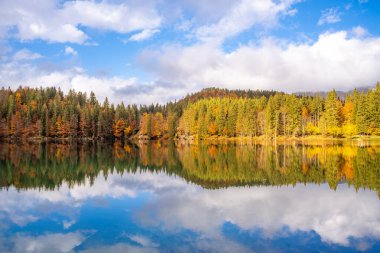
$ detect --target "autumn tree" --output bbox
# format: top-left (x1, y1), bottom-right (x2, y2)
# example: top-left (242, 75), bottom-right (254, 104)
top-left (113, 119), bottom-right (127, 139)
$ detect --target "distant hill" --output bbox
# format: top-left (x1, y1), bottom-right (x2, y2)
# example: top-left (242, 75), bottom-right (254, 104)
top-left (173, 87), bottom-right (280, 110)
top-left (293, 86), bottom-right (374, 99)
top-left (177, 86), bottom-right (375, 103)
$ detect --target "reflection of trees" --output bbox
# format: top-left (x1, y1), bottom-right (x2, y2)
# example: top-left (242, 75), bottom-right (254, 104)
top-left (182, 144), bottom-right (379, 196)
top-left (0, 142), bottom-right (379, 196)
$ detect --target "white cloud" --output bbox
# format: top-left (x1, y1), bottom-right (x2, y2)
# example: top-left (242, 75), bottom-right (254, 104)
top-left (64, 1), bottom-right (161, 33)
top-left (0, 49), bottom-right (175, 104)
top-left (194, 0), bottom-right (300, 42)
top-left (286, 8), bottom-right (298, 17)
top-left (69, 75), bottom-right (162, 105)
top-left (12, 49), bottom-right (42, 61)
top-left (64, 46), bottom-right (77, 56)
top-left (139, 30), bottom-right (380, 94)
top-left (170, 0), bottom-right (239, 23)
top-left (1, 29), bottom-right (380, 104)
top-left (0, 0), bottom-right (161, 44)
top-left (358, 0), bottom-right (368, 3)
top-left (127, 29), bottom-right (160, 42)
top-left (318, 8), bottom-right (342, 26)
top-left (351, 26), bottom-right (369, 38)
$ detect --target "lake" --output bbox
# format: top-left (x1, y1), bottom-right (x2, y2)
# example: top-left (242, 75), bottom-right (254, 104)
top-left (0, 141), bottom-right (379, 253)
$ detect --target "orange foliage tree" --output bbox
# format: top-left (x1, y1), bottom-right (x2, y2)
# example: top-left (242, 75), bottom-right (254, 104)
top-left (113, 119), bottom-right (127, 139)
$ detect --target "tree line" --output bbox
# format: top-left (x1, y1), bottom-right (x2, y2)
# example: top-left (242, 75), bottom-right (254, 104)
top-left (0, 86), bottom-right (275, 140)
top-left (179, 84), bottom-right (380, 138)
top-left (0, 84), bottom-right (379, 140)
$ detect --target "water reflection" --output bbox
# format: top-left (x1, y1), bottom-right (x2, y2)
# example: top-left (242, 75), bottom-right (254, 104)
top-left (0, 141), bottom-right (380, 252)
top-left (1, 141), bottom-right (379, 194)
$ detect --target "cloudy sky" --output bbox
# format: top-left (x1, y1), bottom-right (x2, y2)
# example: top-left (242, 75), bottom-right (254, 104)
top-left (0, 0), bottom-right (379, 104)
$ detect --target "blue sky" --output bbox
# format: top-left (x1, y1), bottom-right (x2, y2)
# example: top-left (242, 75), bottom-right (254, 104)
top-left (0, 0), bottom-right (379, 104)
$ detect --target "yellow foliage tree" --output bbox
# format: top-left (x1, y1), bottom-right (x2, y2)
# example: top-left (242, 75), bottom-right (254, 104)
top-left (208, 122), bottom-right (218, 135)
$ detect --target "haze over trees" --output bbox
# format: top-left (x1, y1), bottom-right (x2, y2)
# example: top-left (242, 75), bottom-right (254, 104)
top-left (0, 84), bottom-right (379, 140)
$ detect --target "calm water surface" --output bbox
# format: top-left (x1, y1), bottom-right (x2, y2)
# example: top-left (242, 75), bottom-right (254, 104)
top-left (0, 141), bottom-right (379, 253)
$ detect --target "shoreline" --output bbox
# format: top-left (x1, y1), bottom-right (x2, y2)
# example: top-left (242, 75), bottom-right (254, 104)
top-left (1, 135), bottom-right (380, 145)
top-left (177, 134), bottom-right (380, 141)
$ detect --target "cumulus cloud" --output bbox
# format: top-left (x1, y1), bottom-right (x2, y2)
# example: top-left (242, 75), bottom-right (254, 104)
top-left (69, 75), bottom-right (179, 105)
top-left (2, 29), bottom-right (380, 104)
top-left (0, 0), bottom-right (378, 104)
top-left (0, 0), bottom-right (161, 44)
top-left (318, 8), bottom-right (342, 26)
top-left (0, 49), bottom-right (176, 104)
top-left (139, 30), bottom-right (380, 94)
top-left (194, 0), bottom-right (300, 42)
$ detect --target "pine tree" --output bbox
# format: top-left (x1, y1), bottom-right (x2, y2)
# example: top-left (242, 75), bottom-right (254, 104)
top-left (325, 90), bottom-right (342, 136)
top-left (356, 93), bottom-right (368, 135)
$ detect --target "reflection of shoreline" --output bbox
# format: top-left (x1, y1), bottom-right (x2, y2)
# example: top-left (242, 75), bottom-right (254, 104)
top-left (0, 142), bottom-right (379, 196)
top-left (174, 137), bottom-right (380, 146)
top-left (2, 135), bottom-right (380, 145)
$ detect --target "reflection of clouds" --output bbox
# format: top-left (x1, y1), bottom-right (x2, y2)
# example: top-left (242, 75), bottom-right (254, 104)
top-left (0, 171), bottom-right (379, 250)
top-left (0, 171), bottom-right (187, 228)
top-left (63, 219), bottom-right (76, 230)
top-left (128, 234), bottom-right (159, 248)
top-left (79, 243), bottom-right (159, 253)
top-left (10, 232), bottom-right (84, 253)
top-left (9, 214), bottom-right (38, 228)
top-left (355, 240), bottom-right (375, 252)
top-left (0, 232), bottom-right (161, 253)
top-left (193, 237), bottom-right (252, 253)
top-left (1, 171), bottom-right (186, 206)
top-left (137, 183), bottom-right (380, 247)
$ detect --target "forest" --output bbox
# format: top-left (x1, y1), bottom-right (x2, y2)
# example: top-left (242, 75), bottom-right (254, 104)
top-left (0, 84), bottom-right (379, 141)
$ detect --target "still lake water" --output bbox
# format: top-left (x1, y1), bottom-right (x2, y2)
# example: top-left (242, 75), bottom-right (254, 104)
top-left (0, 141), bottom-right (379, 253)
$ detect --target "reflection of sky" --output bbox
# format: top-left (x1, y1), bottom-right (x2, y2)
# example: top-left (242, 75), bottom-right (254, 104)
top-left (0, 171), bottom-right (379, 253)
